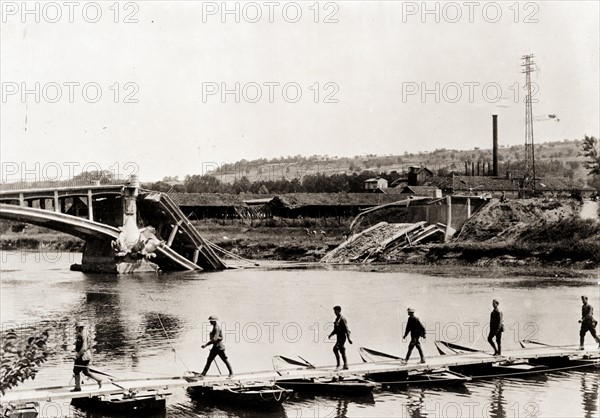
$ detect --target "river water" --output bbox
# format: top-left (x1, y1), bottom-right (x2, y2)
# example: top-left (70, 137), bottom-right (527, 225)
top-left (1, 251), bottom-right (599, 418)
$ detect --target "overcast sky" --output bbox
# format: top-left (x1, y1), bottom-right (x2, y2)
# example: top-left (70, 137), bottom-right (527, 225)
top-left (1, 1), bottom-right (598, 182)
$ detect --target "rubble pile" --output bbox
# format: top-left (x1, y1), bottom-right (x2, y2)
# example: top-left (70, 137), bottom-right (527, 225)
top-left (321, 221), bottom-right (444, 263)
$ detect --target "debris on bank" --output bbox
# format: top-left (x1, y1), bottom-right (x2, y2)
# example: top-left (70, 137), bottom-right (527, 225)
top-left (455, 198), bottom-right (579, 242)
top-left (321, 221), bottom-right (446, 264)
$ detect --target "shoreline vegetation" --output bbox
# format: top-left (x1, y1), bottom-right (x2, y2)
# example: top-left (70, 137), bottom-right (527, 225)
top-left (1, 198), bottom-right (598, 277)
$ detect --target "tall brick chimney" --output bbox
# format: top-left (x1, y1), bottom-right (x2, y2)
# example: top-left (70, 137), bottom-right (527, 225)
top-left (492, 115), bottom-right (498, 177)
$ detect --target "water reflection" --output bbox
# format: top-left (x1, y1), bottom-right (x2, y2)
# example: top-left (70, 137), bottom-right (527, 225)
top-left (386, 382), bottom-right (471, 396)
top-left (142, 312), bottom-right (185, 346)
top-left (487, 379), bottom-right (506, 418)
top-left (187, 393), bottom-right (288, 418)
top-left (85, 291), bottom-right (129, 356)
top-left (332, 397), bottom-right (349, 417)
top-left (281, 393), bottom-right (375, 418)
top-left (78, 274), bottom-right (185, 372)
top-left (581, 371), bottom-right (599, 418)
top-left (70, 406), bottom-right (167, 418)
top-left (293, 393), bottom-right (376, 407)
top-left (399, 388), bottom-right (426, 418)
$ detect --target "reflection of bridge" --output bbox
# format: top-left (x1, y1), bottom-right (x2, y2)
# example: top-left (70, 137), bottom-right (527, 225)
top-left (0, 180), bottom-right (225, 273)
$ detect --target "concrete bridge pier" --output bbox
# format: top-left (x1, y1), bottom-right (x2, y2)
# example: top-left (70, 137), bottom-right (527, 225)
top-left (72, 175), bottom-right (158, 273)
top-left (74, 238), bottom-right (118, 274)
top-left (73, 238), bottom-right (159, 274)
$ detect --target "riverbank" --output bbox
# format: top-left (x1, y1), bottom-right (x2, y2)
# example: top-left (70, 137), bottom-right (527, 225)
top-left (0, 228), bottom-right (83, 252)
top-left (1, 198), bottom-right (598, 273)
top-left (202, 198), bottom-right (600, 272)
top-left (196, 219), bottom-right (346, 262)
top-left (0, 219), bottom-right (342, 261)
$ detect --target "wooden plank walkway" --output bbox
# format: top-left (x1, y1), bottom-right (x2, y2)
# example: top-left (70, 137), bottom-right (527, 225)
top-left (2, 343), bottom-right (598, 405)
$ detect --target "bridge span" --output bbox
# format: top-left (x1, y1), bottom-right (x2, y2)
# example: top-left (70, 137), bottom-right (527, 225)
top-left (0, 178), bottom-right (226, 273)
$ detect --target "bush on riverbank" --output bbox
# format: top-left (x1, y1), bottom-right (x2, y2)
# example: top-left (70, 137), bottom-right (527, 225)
top-left (422, 209), bottom-right (600, 268)
top-left (1, 328), bottom-right (52, 394)
top-left (0, 222), bottom-right (84, 251)
top-left (427, 239), bottom-right (600, 266)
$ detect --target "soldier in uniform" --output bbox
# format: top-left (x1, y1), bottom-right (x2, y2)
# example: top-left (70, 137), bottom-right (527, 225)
top-left (328, 305), bottom-right (352, 370)
top-left (403, 308), bottom-right (426, 363)
top-left (200, 315), bottom-right (234, 377)
top-left (579, 295), bottom-right (600, 349)
top-left (71, 322), bottom-right (103, 392)
top-left (488, 299), bottom-right (504, 356)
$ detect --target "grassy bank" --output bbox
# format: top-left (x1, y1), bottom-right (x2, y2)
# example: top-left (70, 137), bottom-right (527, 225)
top-left (2, 199), bottom-right (598, 273)
top-left (194, 218), bottom-right (350, 262)
top-left (0, 218), bottom-right (348, 262)
top-left (0, 223), bottom-right (83, 252)
top-left (433, 200), bottom-right (600, 270)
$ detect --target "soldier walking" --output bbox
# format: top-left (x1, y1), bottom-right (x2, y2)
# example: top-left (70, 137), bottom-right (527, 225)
top-left (403, 308), bottom-right (426, 364)
top-left (199, 315), bottom-right (234, 377)
top-left (579, 296), bottom-right (600, 349)
top-left (328, 305), bottom-right (353, 370)
top-left (488, 299), bottom-right (504, 356)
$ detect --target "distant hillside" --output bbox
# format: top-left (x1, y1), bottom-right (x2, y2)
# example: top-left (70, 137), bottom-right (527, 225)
top-left (208, 139), bottom-right (589, 184)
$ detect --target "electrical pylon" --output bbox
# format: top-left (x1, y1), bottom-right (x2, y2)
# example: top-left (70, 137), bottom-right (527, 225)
top-left (521, 54), bottom-right (536, 190)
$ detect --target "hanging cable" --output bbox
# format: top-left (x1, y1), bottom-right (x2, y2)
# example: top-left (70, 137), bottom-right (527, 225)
top-left (148, 295), bottom-right (193, 373)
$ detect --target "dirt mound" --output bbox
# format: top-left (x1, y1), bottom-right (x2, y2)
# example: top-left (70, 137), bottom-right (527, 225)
top-left (457, 198), bottom-right (578, 242)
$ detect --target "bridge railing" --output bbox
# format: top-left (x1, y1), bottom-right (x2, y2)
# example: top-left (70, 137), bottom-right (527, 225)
top-left (0, 177), bottom-right (128, 192)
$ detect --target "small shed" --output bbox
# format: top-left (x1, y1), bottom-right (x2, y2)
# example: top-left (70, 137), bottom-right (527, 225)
top-left (407, 167), bottom-right (434, 186)
top-left (364, 177), bottom-right (389, 191)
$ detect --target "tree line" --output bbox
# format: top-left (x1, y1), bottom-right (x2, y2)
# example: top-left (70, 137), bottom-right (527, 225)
top-left (147, 171), bottom-right (404, 194)
top-left (146, 136), bottom-right (600, 194)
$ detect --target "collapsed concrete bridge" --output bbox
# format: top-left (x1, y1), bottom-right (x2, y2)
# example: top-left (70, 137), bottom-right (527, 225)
top-left (0, 177), bottom-right (225, 273)
top-left (322, 196), bottom-right (488, 264)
